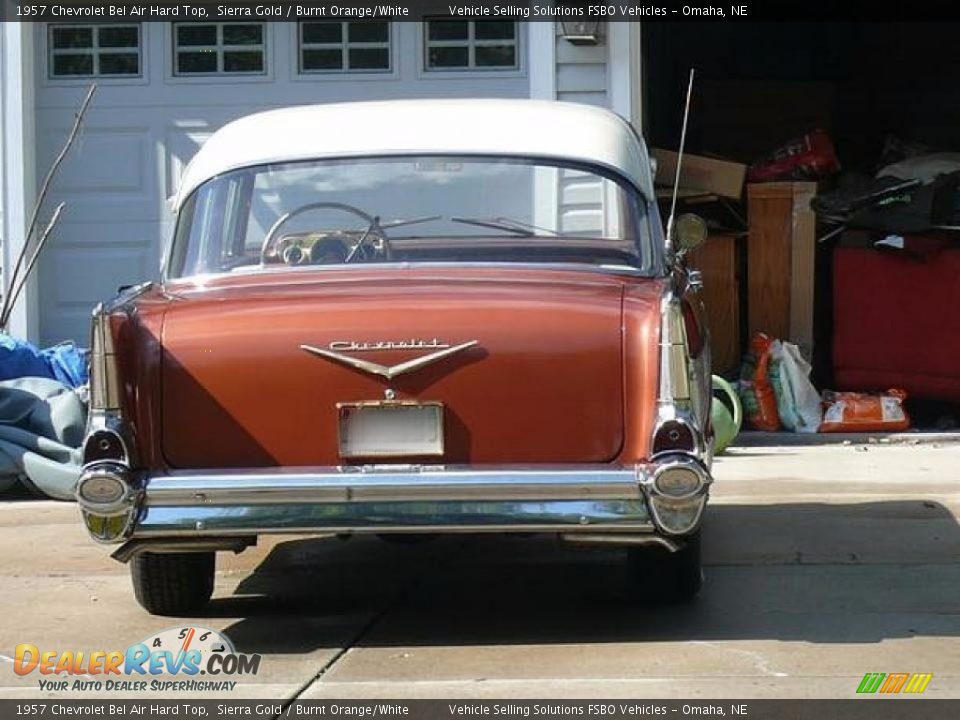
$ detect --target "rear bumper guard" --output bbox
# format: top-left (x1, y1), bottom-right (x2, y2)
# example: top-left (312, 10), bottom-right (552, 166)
top-left (77, 459), bottom-right (711, 548)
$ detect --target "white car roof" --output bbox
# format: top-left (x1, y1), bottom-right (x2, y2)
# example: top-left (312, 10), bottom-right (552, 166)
top-left (173, 99), bottom-right (654, 209)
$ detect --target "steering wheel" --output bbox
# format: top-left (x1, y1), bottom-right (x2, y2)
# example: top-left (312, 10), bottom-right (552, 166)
top-left (259, 202), bottom-right (388, 266)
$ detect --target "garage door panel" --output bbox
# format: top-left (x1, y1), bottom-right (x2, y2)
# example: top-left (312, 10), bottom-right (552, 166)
top-left (44, 219), bottom-right (160, 250)
top-left (38, 122), bottom-right (159, 223)
top-left (39, 241), bottom-right (154, 344)
top-left (39, 127), bottom-right (149, 194)
top-left (165, 123), bottom-right (215, 199)
top-left (46, 246), bottom-right (150, 306)
top-left (163, 112), bottom-right (258, 198)
top-left (43, 198), bottom-right (163, 225)
top-left (40, 309), bottom-right (96, 349)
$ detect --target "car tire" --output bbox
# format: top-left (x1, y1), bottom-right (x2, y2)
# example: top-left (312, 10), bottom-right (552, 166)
top-left (627, 531), bottom-right (702, 603)
top-left (131, 552), bottom-right (215, 616)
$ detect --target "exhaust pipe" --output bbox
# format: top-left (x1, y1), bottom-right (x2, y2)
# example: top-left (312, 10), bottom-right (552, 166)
top-left (560, 533), bottom-right (680, 551)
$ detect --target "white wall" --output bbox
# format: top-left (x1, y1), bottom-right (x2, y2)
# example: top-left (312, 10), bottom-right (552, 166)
top-left (32, 21), bottom-right (530, 345)
top-left (26, 21), bottom-right (643, 345)
top-left (1, 22), bottom-right (37, 341)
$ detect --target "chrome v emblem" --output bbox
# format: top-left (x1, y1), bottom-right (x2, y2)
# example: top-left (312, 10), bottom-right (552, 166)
top-left (300, 340), bottom-right (479, 380)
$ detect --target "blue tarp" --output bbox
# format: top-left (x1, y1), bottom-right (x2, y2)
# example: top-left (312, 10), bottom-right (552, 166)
top-left (0, 333), bottom-right (88, 388)
top-left (0, 377), bottom-right (84, 499)
top-left (0, 334), bottom-right (88, 498)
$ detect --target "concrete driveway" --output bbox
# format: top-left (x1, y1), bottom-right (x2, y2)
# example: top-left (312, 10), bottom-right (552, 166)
top-left (1, 444), bottom-right (958, 700)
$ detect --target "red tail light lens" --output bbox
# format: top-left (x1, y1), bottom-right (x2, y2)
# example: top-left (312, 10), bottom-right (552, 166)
top-left (681, 299), bottom-right (704, 358)
top-left (89, 308), bottom-right (123, 412)
top-left (653, 420), bottom-right (696, 455)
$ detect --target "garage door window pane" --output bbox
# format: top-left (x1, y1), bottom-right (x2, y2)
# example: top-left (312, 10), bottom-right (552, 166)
top-left (52, 27), bottom-right (93, 49)
top-left (177, 25), bottom-right (217, 47)
top-left (223, 51), bottom-right (263, 73)
top-left (302, 23), bottom-right (342, 44)
top-left (476, 46), bottom-right (516, 68)
top-left (425, 20), bottom-right (518, 71)
top-left (349, 48), bottom-right (389, 70)
top-left (300, 22), bottom-right (390, 73)
top-left (428, 21), bottom-right (468, 41)
top-left (99, 26), bottom-right (138, 48)
top-left (348, 22), bottom-right (388, 43)
top-left (303, 49), bottom-right (342, 70)
top-left (223, 24), bottom-right (263, 46)
top-left (177, 51), bottom-right (217, 74)
top-left (428, 46), bottom-right (468, 69)
top-left (49, 24), bottom-right (141, 79)
top-left (52, 54), bottom-right (94, 77)
top-left (174, 23), bottom-right (266, 76)
top-left (98, 53), bottom-right (140, 75)
top-left (475, 22), bottom-right (515, 41)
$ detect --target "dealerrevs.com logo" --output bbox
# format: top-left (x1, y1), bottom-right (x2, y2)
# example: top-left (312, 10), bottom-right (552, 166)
top-left (856, 672), bottom-right (933, 695)
top-left (13, 626), bottom-right (260, 693)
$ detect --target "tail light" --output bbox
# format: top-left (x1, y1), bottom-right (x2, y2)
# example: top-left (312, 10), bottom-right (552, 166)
top-left (652, 293), bottom-right (704, 457)
top-left (681, 299), bottom-right (704, 358)
top-left (89, 306), bottom-right (122, 412)
top-left (77, 463), bottom-right (137, 543)
top-left (644, 455), bottom-right (710, 535)
top-left (658, 297), bottom-right (691, 404)
top-left (77, 464), bottom-right (128, 506)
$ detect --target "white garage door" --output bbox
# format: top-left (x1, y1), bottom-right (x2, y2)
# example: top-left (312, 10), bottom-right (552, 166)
top-left (34, 20), bottom-right (528, 345)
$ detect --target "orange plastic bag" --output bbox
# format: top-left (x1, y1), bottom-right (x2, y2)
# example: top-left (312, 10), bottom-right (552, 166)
top-left (741, 333), bottom-right (781, 432)
top-left (819, 389), bottom-right (910, 433)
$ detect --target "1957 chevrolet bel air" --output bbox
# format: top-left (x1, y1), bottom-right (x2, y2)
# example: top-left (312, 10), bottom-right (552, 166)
top-left (76, 99), bottom-right (714, 615)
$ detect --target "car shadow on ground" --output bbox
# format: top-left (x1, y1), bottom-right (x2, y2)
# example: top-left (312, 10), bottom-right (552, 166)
top-left (214, 500), bottom-right (960, 653)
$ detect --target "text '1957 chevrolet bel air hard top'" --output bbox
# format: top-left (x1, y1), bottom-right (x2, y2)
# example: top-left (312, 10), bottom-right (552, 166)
top-left (75, 99), bottom-right (714, 615)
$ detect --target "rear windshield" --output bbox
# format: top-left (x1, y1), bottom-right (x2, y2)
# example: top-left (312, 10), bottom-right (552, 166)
top-left (167, 155), bottom-right (653, 278)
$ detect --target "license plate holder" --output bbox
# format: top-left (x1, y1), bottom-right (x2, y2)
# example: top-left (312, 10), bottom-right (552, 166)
top-left (337, 401), bottom-right (444, 459)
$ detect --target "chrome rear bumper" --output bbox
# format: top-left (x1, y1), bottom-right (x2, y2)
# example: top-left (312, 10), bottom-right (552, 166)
top-left (146, 467), bottom-right (642, 506)
top-left (77, 460), bottom-right (711, 548)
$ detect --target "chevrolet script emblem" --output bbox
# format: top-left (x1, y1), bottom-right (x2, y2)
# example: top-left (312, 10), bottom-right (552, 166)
top-left (300, 340), bottom-right (478, 380)
top-left (328, 339), bottom-right (449, 352)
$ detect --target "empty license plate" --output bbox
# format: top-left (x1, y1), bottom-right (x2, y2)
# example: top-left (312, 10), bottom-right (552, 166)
top-left (337, 402), bottom-right (444, 458)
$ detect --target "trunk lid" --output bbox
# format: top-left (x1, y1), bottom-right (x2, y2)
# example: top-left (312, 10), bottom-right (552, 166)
top-left (160, 268), bottom-right (626, 467)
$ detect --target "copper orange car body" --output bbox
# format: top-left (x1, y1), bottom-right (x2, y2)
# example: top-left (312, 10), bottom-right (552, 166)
top-left (75, 100), bottom-right (714, 614)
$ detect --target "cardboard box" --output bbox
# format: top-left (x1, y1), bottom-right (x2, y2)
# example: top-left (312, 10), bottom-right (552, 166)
top-left (652, 148), bottom-right (746, 200)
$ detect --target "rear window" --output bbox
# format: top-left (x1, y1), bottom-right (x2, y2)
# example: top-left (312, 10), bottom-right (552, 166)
top-left (168, 155), bottom-right (653, 278)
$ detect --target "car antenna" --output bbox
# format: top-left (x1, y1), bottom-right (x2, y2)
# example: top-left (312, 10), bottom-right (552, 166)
top-left (665, 68), bottom-right (695, 260)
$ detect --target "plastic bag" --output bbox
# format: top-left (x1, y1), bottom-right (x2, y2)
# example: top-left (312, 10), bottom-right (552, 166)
top-left (739, 333), bottom-right (781, 432)
top-left (770, 340), bottom-right (822, 433)
top-left (820, 389), bottom-right (910, 433)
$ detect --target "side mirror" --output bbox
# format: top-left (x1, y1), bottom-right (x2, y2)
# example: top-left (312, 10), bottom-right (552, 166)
top-left (673, 213), bottom-right (708, 253)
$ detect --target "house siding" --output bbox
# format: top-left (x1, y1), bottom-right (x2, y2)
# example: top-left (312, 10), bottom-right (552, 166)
top-left (555, 25), bottom-right (610, 234)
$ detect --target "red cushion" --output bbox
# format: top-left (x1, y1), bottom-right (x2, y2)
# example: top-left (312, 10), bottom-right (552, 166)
top-left (833, 241), bottom-right (960, 402)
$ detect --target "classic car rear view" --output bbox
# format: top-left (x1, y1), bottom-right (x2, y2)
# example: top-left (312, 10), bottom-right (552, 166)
top-left (75, 100), bottom-right (714, 616)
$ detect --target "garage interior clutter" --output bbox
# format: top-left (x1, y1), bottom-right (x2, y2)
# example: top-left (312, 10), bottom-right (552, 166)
top-left (645, 21), bottom-right (960, 436)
